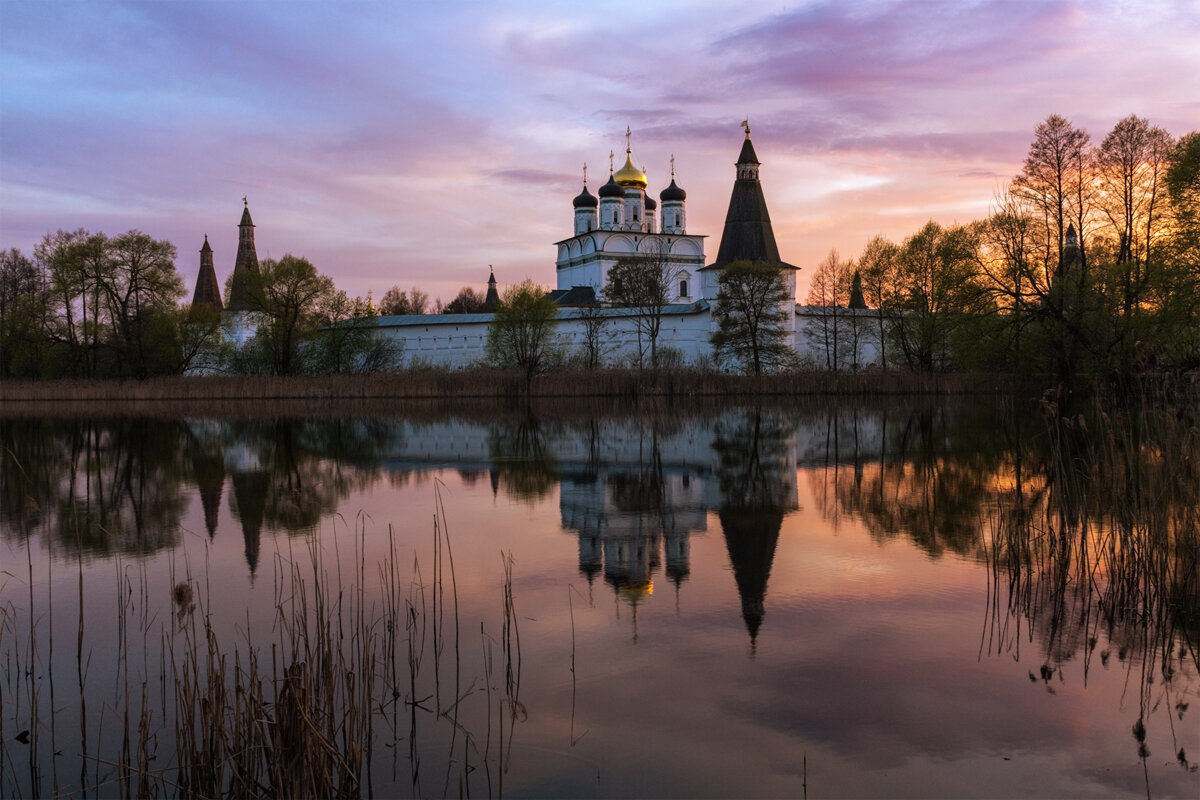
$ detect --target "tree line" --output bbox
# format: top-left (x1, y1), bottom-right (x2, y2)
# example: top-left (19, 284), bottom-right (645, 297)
top-left (805, 114), bottom-right (1199, 378)
top-left (0, 233), bottom-right (398, 378)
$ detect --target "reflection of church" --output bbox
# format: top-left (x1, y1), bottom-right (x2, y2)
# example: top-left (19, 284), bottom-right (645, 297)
top-left (561, 461), bottom-right (708, 602)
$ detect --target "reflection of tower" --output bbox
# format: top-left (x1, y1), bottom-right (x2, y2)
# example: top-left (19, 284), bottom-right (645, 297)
top-left (192, 451), bottom-right (225, 540)
top-left (720, 509), bottom-right (783, 650)
top-left (231, 471), bottom-right (268, 577)
top-left (712, 409), bottom-right (799, 652)
top-left (663, 527), bottom-right (690, 586)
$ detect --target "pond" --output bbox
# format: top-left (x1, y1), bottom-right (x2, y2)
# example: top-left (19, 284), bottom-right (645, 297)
top-left (1, 396), bottom-right (1197, 798)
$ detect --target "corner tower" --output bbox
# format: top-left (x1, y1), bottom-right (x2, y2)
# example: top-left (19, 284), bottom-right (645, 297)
top-left (226, 199), bottom-right (260, 312)
top-left (191, 235), bottom-right (224, 313)
top-left (701, 123), bottom-right (797, 304)
top-left (713, 123), bottom-right (781, 266)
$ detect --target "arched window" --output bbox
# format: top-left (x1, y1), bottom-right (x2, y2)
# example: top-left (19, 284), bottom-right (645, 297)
top-left (679, 279), bottom-right (689, 298)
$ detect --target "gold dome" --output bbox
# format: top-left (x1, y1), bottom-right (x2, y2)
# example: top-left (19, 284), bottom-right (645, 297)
top-left (613, 151), bottom-right (647, 188)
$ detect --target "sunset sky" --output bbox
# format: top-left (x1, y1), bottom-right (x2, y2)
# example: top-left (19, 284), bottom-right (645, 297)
top-left (2, 0), bottom-right (1197, 303)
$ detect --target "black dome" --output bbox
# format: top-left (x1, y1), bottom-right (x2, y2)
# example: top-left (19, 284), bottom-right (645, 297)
top-left (573, 185), bottom-right (598, 208)
top-left (645, 195), bottom-right (657, 211)
top-left (598, 174), bottom-right (624, 198)
top-left (660, 179), bottom-right (686, 202)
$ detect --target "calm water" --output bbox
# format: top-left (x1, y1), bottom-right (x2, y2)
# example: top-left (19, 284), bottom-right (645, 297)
top-left (1, 399), bottom-right (1196, 798)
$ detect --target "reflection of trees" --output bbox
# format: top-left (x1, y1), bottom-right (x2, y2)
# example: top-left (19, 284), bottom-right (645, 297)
top-left (0, 416), bottom-right (393, 567)
top-left (1, 418), bottom-right (189, 557)
top-left (813, 405), bottom-right (1004, 558)
top-left (980, 395), bottom-right (1198, 786)
top-left (487, 416), bottom-right (559, 502)
top-left (712, 409), bottom-right (797, 648)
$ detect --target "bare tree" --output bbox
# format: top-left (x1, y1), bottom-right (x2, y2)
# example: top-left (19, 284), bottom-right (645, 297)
top-left (805, 249), bottom-right (851, 370)
top-left (1095, 115), bottom-right (1174, 317)
top-left (1012, 114), bottom-right (1092, 286)
top-left (604, 239), bottom-right (680, 368)
top-left (576, 302), bottom-right (613, 369)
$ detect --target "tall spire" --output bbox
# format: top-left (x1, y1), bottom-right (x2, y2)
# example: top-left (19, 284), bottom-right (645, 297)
top-left (227, 198), bottom-right (261, 312)
top-left (484, 265), bottom-right (500, 311)
top-left (713, 125), bottom-right (781, 267)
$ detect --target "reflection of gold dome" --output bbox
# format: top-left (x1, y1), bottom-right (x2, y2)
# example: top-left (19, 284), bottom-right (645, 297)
top-left (614, 151), bottom-right (647, 188)
top-left (617, 579), bottom-right (653, 603)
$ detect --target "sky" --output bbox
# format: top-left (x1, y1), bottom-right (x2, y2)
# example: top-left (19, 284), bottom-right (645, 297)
top-left (2, 0), bottom-right (1197, 303)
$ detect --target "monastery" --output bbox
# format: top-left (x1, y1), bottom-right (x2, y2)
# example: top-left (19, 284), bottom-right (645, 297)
top-left (191, 126), bottom-right (882, 369)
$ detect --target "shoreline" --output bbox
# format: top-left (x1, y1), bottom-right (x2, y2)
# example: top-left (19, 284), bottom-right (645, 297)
top-left (1, 368), bottom-right (1190, 419)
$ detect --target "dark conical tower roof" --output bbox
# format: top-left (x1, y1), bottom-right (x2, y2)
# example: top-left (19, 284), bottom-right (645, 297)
top-left (710, 127), bottom-right (792, 270)
top-left (485, 266), bottom-right (500, 311)
top-left (191, 235), bottom-right (224, 313)
top-left (226, 198), bottom-right (261, 312)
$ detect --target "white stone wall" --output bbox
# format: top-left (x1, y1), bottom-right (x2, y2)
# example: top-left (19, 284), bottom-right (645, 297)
top-left (376, 305), bottom-right (892, 370)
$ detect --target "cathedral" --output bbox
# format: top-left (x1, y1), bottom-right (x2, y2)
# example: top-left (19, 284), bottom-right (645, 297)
top-left (554, 123), bottom-right (797, 306)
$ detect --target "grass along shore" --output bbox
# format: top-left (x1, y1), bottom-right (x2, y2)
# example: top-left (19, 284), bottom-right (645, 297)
top-left (0, 367), bottom-right (1012, 405)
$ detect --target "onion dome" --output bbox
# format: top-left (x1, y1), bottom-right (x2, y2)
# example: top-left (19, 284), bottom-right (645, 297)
top-left (660, 178), bottom-right (686, 202)
top-left (573, 184), bottom-right (598, 208)
top-left (598, 173), bottom-right (624, 198)
top-left (613, 152), bottom-right (648, 188)
top-left (645, 195), bottom-right (657, 211)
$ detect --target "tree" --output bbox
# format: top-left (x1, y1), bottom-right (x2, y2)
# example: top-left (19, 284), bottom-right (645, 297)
top-left (710, 260), bottom-right (792, 374)
top-left (576, 302), bottom-right (613, 369)
top-left (311, 290), bottom-right (401, 373)
top-left (0, 248), bottom-right (49, 378)
top-left (485, 279), bottom-right (560, 384)
top-left (1013, 114), bottom-right (1093, 281)
top-left (440, 287), bottom-right (486, 314)
top-left (856, 235), bottom-right (900, 370)
top-left (379, 285), bottom-right (429, 315)
top-left (1095, 116), bottom-right (1174, 372)
top-left (805, 249), bottom-right (851, 370)
top-left (240, 254), bottom-right (336, 375)
top-left (891, 221), bottom-right (985, 371)
top-left (604, 240), bottom-right (679, 368)
top-left (97, 231), bottom-right (185, 377)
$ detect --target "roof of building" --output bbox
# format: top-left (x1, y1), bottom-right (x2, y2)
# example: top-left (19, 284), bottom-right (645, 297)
top-left (573, 184), bottom-right (598, 208)
top-left (598, 173), bottom-right (624, 198)
top-left (613, 151), bottom-right (648, 188)
top-left (548, 285), bottom-right (598, 307)
top-left (191, 236), bottom-right (224, 312)
top-left (706, 133), bottom-right (796, 271)
top-left (660, 178), bottom-right (686, 202)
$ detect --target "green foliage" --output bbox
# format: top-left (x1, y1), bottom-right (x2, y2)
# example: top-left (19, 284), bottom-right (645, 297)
top-left (485, 279), bottom-right (560, 382)
top-left (711, 260), bottom-right (792, 374)
top-left (236, 254), bottom-right (335, 375)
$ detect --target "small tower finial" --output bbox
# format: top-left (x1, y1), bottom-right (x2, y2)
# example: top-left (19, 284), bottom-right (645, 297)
top-left (582, 162), bottom-right (588, 186)
top-left (609, 150), bottom-right (614, 172)
top-left (243, 196), bottom-right (248, 207)
top-left (740, 119), bottom-right (750, 139)
top-left (670, 154), bottom-right (675, 177)
top-left (625, 125), bottom-right (632, 154)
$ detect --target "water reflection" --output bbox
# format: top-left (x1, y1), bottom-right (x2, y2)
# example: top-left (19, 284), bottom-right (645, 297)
top-left (1, 396), bottom-right (1196, 797)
